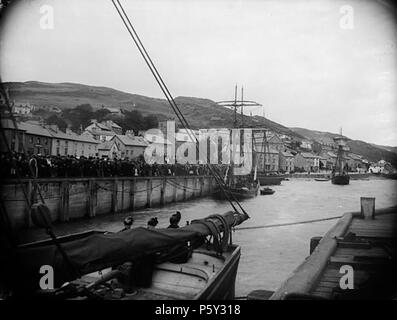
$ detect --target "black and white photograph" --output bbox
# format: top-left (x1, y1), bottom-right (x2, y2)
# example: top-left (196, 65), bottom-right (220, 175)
top-left (0, 0), bottom-right (396, 309)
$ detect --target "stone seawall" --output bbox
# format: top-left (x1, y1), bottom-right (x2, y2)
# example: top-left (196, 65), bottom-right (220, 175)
top-left (1, 176), bottom-right (216, 230)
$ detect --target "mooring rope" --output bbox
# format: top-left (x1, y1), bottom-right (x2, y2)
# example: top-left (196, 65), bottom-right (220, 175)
top-left (234, 215), bottom-right (342, 231)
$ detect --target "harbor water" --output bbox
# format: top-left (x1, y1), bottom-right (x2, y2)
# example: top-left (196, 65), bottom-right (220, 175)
top-left (20, 176), bottom-right (397, 297)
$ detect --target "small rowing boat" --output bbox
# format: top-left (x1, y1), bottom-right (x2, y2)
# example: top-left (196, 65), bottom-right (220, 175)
top-left (260, 187), bottom-right (275, 195)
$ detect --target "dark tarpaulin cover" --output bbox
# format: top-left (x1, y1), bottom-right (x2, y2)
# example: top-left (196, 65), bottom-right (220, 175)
top-left (16, 211), bottom-right (243, 286)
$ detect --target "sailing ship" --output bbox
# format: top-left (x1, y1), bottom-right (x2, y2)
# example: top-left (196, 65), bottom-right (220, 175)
top-left (254, 129), bottom-right (284, 186)
top-left (213, 86), bottom-right (260, 200)
top-left (331, 136), bottom-right (350, 185)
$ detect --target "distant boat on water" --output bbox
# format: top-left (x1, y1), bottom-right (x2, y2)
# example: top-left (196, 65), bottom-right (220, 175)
top-left (260, 187), bottom-right (275, 195)
top-left (331, 136), bottom-right (350, 185)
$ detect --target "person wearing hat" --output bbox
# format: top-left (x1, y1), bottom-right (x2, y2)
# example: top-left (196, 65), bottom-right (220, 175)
top-left (175, 211), bottom-right (181, 223)
top-left (147, 217), bottom-right (158, 229)
top-left (167, 214), bottom-right (180, 229)
top-left (120, 216), bottom-right (134, 232)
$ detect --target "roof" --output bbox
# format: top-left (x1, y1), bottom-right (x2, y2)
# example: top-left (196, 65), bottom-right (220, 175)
top-left (86, 128), bottom-right (116, 136)
top-left (85, 122), bottom-right (112, 132)
top-left (98, 140), bottom-right (118, 151)
top-left (280, 151), bottom-right (294, 157)
top-left (1, 118), bottom-right (25, 131)
top-left (299, 152), bottom-right (318, 158)
top-left (49, 129), bottom-right (99, 144)
top-left (19, 122), bottom-right (53, 138)
top-left (113, 135), bottom-right (149, 147)
top-left (104, 120), bottom-right (122, 129)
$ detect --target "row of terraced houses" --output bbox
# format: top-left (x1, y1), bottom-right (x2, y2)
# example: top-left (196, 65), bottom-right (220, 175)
top-left (1, 118), bottom-right (373, 173)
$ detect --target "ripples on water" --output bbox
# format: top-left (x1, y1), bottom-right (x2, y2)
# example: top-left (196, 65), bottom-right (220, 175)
top-left (27, 177), bottom-right (397, 297)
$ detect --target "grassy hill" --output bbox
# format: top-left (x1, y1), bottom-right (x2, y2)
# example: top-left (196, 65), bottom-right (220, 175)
top-left (291, 127), bottom-right (397, 167)
top-left (4, 81), bottom-right (396, 166)
top-left (4, 81), bottom-right (303, 137)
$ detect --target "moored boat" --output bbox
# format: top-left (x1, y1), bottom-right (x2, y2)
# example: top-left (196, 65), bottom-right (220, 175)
top-left (214, 180), bottom-right (259, 200)
top-left (331, 174), bottom-right (349, 185)
top-left (257, 174), bottom-right (283, 186)
top-left (314, 178), bottom-right (330, 182)
top-left (260, 187), bottom-right (275, 195)
top-left (11, 207), bottom-right (247, 300)
top-left (331, 135), bottom-right (350, 185)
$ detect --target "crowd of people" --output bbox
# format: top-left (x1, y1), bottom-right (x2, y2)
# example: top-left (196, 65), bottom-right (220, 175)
top-left (0, 152), bottom-right (228, 179)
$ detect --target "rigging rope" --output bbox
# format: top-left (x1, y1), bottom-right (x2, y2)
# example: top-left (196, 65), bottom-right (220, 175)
top-left (233, 215), bottom-right (342, 231)
top-left (111, 0), bottom-right (249, 217)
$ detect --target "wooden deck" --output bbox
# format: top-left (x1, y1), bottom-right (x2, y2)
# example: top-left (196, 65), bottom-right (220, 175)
top-left (270, 205), bottom-right (397, 300)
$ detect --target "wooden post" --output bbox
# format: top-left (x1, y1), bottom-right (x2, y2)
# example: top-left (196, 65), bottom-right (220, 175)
top-left (25, 180), bottom-right (33, 228)
top-left (193, 177), bottom-right (198, 198)
top-left (112, 178), bottom-right (118, 214)
top-left (59, 181), bottom-right (70, 222)
top-left (360, 197), bottom-right (375, 220)
top-left (173, 178), bottom-right (177, 203)
top-left (130, 179), bottom-right (136, 211)
top-left (121, 180), bottom-right (125, 212)
top-left (147, 178), bottom-right (152, 208)
top-left (209, 177), bottom-right (214, 193)
top-left (160, 178), bottom-right (166, 206)
top-left (88, 179), bottom-right (96, 218)
top-left (183, 177), bottom-right (187, 201)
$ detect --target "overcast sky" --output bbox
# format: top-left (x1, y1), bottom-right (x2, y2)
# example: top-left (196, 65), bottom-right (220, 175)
top-left (1, 0), bottom-right (396, 146)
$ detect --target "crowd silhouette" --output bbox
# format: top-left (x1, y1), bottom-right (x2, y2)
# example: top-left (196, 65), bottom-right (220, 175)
top-left (0, 152), bottom-right (227, 179)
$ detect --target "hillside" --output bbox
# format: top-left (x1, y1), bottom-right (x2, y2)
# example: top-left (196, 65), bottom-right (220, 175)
top-left (4, 81), bottom-right (396, 166)
top-left (291, 127), bottom-right (397, 167)
top-left (4, 81), bottom-right (302, 137)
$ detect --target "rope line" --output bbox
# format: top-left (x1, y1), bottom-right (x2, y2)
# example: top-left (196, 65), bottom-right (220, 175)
top-left (234, 215), bottom-right (342, 231)
top-left (166, 179), bottom-right (202, 191)
top-left (111, 0), bottom-right (249, 216)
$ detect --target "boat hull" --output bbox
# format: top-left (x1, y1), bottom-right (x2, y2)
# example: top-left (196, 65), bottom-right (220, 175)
top-left (76, 245), bottom-right (241, 300)
top-left (257, 174), bottom-right (283, 186)
top-left (331, 175), bottom-right (350, 185)
top-left (196, 246), bottom-right (241, 300)
top-left (213, 184), bottom-right (259, 200)
top-left (260, 188), bottom-right (275, 195)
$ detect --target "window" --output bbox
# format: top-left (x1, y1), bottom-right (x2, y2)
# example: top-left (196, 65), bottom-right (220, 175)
top-left (37, 138), bottom-right (40, 144)
top-left (56, 139), bottom-right (60, 145)
top-left (44, 138), bottom-right (48, 145)
top-left (29, 137), bottom-right (33, 143)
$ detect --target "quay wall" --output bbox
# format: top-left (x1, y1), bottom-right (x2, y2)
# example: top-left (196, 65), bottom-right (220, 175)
top-left (0, 175), bottom-right (216, 230)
